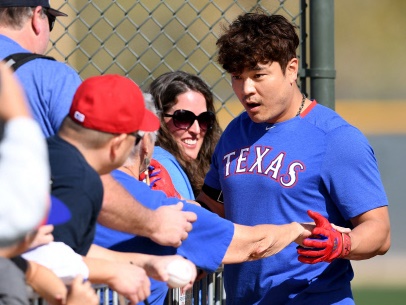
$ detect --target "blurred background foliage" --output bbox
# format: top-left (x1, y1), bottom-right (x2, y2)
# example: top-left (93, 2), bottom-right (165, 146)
top-left (335, 0), bottom-right (406, 100)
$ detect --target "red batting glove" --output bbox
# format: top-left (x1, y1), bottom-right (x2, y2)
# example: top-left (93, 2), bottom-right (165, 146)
top-left (139, 159), bottom-right (181, 199)
top-left (297, 210), bottom-right (351, 264)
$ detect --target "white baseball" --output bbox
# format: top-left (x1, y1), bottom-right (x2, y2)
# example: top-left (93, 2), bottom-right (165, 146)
top-left (166, 259), bottom-right (193, 288)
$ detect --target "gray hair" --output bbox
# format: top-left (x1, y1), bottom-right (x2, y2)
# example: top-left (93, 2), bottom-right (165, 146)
top-left (143, 92), bottom-right (159, 144)
top-left (123, 92), bottom-right (159, 167)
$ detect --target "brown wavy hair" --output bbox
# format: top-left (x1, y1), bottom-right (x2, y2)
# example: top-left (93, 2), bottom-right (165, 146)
top-left (216, 12), bottom-right (299, 75)
top-left (148, 71), bottom-right (222, 196)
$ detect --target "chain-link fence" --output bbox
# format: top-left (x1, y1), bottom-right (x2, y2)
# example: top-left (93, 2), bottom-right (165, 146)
top-left (48, 0), bottom-right (306, 129)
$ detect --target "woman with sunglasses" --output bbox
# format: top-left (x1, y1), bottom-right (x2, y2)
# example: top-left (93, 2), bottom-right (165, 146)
top-left (148, 71), bottom-right (222, 199)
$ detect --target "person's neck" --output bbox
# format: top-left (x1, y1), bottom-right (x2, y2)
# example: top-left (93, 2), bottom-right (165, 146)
top-left (120, 162), bottom-right (141, 178)
top-left (0, 27), bottom-right (37, 53)
top-left (58, 133), bottom-right (108, 175)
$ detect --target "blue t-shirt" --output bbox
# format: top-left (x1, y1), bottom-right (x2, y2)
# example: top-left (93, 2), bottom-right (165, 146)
top-left (153, 146), bottom-right (195, 199)
top-left (204, 101), bottom-right (388, 305)
top-left (94, 170), bottom-right (234, 305)
top-left (48, 135), bottom-right (103, 256)
top-left (0, 35), bottom-right (82, 137)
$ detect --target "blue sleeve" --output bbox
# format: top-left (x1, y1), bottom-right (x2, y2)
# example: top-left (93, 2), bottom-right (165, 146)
top-left (176, 202), bottom-right (234, 272)
top-left (46, 64), bottom-right (82, 133)
top-left (103, 171), bottom-right (234, 272)
top-left (321, 125), bottom-right (388, 220)
top-left (17, 59), bottom-right (81, 137)
top-left (153, 147), bottom-right (195, 199)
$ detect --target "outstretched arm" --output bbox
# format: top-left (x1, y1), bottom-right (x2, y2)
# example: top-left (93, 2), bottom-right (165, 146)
top-left (223, 222), bottom-right (312, 264)
top-left (98, 174), bottom-right (197, 247)
top-left (87, 244), bottom-right (197, 291)
top-left (82, 255), bottom-right (151, 304)
top-left (25, 260), bottom-right (68, 305)
top-left (196, 189), bottom-right (312, 264)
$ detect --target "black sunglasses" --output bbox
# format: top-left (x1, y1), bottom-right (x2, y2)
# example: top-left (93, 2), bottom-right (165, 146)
top-left (128, 131), bottom-right (144, 146)
top-left (164, 110), bottom-right (215, 131)
top-left (43, 8), bottom-right (56, 32)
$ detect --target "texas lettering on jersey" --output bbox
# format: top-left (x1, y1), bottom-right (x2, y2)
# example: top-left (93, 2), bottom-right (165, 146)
top-left (222, 145), bottom-right (306, 188)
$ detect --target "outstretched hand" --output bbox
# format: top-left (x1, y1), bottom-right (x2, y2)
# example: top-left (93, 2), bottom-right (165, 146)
top-left (143, 254), bottom-right (197, 292)
top-left (150, 202), bottom-right (197, 247)
top-left (297, 210), bottom-right (351, 264)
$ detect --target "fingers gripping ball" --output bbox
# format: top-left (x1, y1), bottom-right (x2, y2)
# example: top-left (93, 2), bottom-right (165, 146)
top-left (297, 210), bottom-right (351, 264)
top-left (166, 259), bottom-right (193, 288)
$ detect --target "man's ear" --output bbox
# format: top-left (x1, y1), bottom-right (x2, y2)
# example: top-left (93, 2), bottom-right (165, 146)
top-left (31, 6), bottom-right (44, 36)
top-left (286, 58), bottom-right (299, 83)
top-left (109, 134), bottom-right (127, 161)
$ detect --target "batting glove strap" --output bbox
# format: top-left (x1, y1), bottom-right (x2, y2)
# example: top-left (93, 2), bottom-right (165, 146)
top-left (340, 232), bottom-right (351, 258)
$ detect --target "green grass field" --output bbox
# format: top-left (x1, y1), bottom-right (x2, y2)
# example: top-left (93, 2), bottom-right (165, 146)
top-left (353, 287), bottom-right (406, 305)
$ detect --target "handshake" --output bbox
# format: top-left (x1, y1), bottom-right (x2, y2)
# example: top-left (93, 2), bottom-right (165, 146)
top-left (297, 210), bottom-right (351, 264)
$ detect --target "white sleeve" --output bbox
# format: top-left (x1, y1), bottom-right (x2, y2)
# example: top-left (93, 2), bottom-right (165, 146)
top-left (22, 242), bottom-right (89, 285)
top-left (0, 117), bottom-right (49, 247)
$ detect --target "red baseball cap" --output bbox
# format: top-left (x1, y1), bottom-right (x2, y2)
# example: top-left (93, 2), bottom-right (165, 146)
top-left (69, 74), bottom-right (159, 134)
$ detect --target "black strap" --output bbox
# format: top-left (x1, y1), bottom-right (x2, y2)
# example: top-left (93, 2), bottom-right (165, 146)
top-left (202, 183), bottom-right (224, 204)
top-left (3, 52), bottom-right (55, 71)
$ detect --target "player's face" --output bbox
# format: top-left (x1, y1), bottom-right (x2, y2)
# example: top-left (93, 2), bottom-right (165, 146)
top-left (164, 91), bottom-right (208, 160)
top-left (231, 60), bottom-right (299, 124)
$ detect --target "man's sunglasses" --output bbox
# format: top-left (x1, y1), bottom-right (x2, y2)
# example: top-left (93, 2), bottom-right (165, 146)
top-left (129, 131), bottom-right (145, 146)
top-left (164, 109), bottom-right (215, 131)
top-left (43, 8), bottom-right (56, 32)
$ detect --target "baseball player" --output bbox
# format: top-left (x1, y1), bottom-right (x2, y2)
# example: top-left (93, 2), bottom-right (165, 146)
top-left (196, 12), bottom-right (391, 305)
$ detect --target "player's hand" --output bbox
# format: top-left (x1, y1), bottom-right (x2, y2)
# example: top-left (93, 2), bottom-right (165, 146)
top-left (66, 275), bottom-right (99, 305)
top-left (297, 210), bottom-right (351, 264)
top-left (149, 202), bottom-right (197, 247)
top-left (140, 159), bottom-right (181, 199)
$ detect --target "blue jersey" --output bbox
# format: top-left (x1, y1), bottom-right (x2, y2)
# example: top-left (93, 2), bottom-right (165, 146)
top-left (94, 170), bottom-right (234, 305)
top-left (204, 101), bottom-right (388, 305)
top-left (153, 146), bottom-right (195, 199)
top-left (0, 35), bottom-right (81, 137)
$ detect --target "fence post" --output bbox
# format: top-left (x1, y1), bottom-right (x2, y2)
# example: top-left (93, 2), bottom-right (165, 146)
top-left (309, 0), bottom-right (336, 109)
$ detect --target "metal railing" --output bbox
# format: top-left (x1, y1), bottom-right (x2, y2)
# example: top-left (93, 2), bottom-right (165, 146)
top-left (29, 267), bottom-right (225, 305)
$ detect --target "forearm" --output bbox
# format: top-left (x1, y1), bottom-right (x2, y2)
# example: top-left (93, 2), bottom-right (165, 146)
top-left (82, 256), bottom-right (119, 284)
top-left (223, 222), bottom-right (306, 264)
top-left (347, 207), bottom-right (391, 260)
top-left (87, 244), bottom-right (151, 268)
top-left (25, 261), bottom-right (67, 305)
